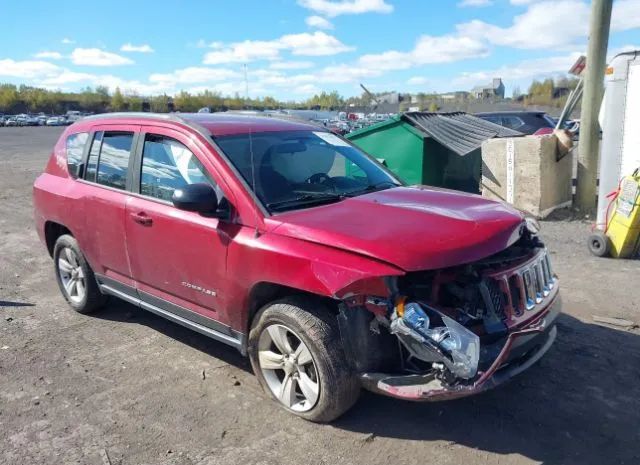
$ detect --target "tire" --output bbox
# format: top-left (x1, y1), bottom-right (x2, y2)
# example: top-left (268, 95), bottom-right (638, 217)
top-left (53, 234), bottom-right (107, 314)
top-left (588, 231), bottom-right (610, 257)
top-left (248, 296), bottom-right (360, 422)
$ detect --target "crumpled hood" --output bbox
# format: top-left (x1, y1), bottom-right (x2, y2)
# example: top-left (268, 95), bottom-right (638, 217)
top-left (271, 186), bottom-right (525, 271)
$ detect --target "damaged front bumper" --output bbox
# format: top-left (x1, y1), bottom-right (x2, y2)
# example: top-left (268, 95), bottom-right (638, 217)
top-left (360, 295), bottom-right (561, 401)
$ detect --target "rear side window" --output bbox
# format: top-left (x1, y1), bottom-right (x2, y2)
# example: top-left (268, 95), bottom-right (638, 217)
top-left (482, 116), bottom-right (502, 125)
top-left (140, 134), bottom-right (214, 201)
top-left (502, 116), bottom-right (524, 130)
top-left (84, 132), bottom-right (134, 190)
top-left (66, 132), bottom-right (88, 178)
top-left (85, 132), bottom-right (102, 182)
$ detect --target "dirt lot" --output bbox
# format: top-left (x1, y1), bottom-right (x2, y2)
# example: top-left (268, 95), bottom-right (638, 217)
top-left (1, 126), bottom-right (639, 465)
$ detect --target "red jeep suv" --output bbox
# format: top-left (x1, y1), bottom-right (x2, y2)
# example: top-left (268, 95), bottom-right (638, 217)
top-left (33, 113), bottom-right (560, 422)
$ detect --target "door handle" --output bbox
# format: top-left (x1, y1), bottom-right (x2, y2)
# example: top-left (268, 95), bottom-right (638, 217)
top-left (130, 211), bottom-right (153, 226)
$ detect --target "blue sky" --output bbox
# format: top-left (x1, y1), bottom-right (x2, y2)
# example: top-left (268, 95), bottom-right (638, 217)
top-left (1, 0), bottom-right (639, 100)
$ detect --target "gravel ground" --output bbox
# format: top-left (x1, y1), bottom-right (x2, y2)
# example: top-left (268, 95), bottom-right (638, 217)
top-left (1, 126), bottom-right (639, 465)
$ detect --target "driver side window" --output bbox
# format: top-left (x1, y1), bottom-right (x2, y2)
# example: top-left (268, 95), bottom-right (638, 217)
top-left (140, 134), bottom-right (219, 202)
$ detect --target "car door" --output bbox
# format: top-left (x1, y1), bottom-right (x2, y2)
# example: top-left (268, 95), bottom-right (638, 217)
top-left (125, 126), bottom-right (236, 331)
top-left (78, 125), bottom-right (140, 289)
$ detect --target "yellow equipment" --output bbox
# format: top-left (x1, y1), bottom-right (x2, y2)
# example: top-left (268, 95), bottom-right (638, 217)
top-left (589, 169), bottom-right (640, 258)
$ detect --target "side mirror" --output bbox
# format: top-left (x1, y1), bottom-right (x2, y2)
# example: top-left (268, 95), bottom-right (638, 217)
top-left (172, 183), bottom-right (218, 214)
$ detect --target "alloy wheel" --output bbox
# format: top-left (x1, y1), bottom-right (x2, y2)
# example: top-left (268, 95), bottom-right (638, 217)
top-left (258, 324), bottom-right (320, 412)
top-left (57, 247), bottom-right (86, 304)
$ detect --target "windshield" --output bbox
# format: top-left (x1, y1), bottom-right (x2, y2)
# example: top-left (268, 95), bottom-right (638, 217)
top-left (214, 130), bottom-right (402, 212)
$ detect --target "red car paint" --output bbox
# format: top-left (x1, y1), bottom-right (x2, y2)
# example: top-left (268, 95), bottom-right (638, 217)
top-left (34, 113), bottom-right (529, 334)
top-left (533, 127), bottom-right (555, 136)
top-left (272, 186), bottom-right (524, 271)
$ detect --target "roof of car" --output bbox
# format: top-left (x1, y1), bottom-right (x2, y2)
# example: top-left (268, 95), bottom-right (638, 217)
top-left (79, 112), bottom-right (319, 137)
top-left (474, 111), bottom-right (546, 116)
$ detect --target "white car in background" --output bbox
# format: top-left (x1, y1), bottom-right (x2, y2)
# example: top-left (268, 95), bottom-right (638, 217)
top-left (46, 116), bottom-right (66, 126)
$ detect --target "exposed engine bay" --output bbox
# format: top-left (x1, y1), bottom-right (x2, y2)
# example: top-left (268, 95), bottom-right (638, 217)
top-left (338, 224), bottom-right (560, 399)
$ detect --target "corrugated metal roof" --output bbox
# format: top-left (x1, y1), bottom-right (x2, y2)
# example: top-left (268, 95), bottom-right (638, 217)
top-left (403, 111), bottom-right (523, 156)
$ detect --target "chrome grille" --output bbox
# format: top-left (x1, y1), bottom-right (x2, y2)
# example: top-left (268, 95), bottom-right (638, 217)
top-left (515, 249), bottom-right (556, 313)
top-left (484, 248), bottom-right (557, 318)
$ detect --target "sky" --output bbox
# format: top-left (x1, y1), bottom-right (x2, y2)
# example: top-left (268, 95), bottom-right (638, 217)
top-left (1, 0), bottom-right (639, 100)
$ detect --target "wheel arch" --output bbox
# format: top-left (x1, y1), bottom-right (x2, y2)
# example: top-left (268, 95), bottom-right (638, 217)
top-left (246, 281), bottom-right (339, 334)
top-left (44, 221), bottom-right (73, 257)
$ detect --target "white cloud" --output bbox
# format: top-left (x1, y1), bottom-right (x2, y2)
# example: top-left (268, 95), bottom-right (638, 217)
top-left (458, 0), bottom-right (493, 7)
top-left (33, 51), bottom-right (64, 60)
top-left (270, 60), bottom-right (315, 70)
top-left (297, 0), bottom-right (393, 17)
top-left (459, 0), bottom-right (589, 49)
top-left (452, 52), bottom-right (582, 88)
top-left (317, 64), bottom-right (381, 83)
top-left (459, 0), bottom-right (639, 52)
top-left (71, 48), bottom-right (134, 66)
top-left (407, 76), bottom-right (428, 85)
top-left (358, 34), bottom-right (489, 72)
top-left (203, 31), bottom-right (353, 64)
top-left (204, 40), bottom-right (282, 64)
top-left (292, 84), bottom-right (321, 95)
top-left (612, 0), bottom-right (640, 32)
top-left (149, 67), bottom-right (240, 85)
top-left (39, 70), bottom-right (98, 86)
top-left (61, 38), bottom-right (75, 44)
top-left (120, 43), bottom-right (154, 53)
top-left (306, 15), bottom-right (334, 29)
top-left (280, 31), bottom-right (354, 55)
top-left (0, 59), bottom-right (61, 78)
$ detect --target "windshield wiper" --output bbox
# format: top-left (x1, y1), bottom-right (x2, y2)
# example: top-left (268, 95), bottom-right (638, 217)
top-left (267, 192), bottom-right (346, 211)
top-left (344, 181), bottom-right (399, 197)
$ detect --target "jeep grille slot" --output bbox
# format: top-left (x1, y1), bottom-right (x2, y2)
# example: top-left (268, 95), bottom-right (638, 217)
top-left (484, 249), bottom-right (556, 317)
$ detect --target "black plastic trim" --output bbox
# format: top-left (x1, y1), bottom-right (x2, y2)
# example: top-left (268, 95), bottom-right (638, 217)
top-left (95, 274), bottom-right (246, 354)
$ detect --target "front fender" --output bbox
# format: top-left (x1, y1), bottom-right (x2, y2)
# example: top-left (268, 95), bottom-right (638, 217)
top-left (224, 229), bottom-right (404, 331)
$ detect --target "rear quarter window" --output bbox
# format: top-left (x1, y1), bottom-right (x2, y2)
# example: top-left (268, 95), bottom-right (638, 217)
top-left (66, 132), bottom-right (88, 178)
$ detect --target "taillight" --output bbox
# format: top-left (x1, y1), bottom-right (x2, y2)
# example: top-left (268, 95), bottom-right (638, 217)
top-left (534, 127), bottom-right (554, 136)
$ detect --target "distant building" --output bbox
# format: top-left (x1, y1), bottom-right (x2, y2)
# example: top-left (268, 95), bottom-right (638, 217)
top-left (471, 78), bottom-right (505, 99)
top-left (440, 91), bottom-right (469, 100)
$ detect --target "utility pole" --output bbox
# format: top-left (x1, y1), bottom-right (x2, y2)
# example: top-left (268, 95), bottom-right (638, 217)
top-left (575, 0), bottom-right (613, 212)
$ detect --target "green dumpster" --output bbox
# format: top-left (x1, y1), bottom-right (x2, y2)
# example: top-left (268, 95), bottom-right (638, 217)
top-left (346, 112), bottom-right (521, 194)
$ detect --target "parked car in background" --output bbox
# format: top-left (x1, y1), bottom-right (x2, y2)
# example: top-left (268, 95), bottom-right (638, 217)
top-left (475, 111), bottom-right (556, 135)
top-left (65, 110), bottom-right (82, 123)
top-left (4, 116), bottom-right (18, 126)
top-left (34, 112), bottom-right (560, 422)
top-left (46, 116), bottom-right (66, 126)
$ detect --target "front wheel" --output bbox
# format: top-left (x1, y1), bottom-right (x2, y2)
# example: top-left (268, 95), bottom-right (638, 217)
top-left (248, 297), bottom-right (360, 422)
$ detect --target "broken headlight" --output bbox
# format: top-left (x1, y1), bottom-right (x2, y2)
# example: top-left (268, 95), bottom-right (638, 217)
top-left (525, 216), bottom-right (541, 235)
top-left (390, 301), bottom-right (480, 379)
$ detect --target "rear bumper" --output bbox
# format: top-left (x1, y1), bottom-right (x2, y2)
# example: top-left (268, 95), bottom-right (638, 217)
top-left (361, 294), bottom-right (561, 401)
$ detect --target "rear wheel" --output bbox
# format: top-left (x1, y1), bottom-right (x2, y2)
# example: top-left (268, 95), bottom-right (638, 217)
top-left (53, 234), bottom-right (106, 314)
top-left (248, 297), bottom-right (360, 422)
top-left (588, 231), bottom-right (610, 257)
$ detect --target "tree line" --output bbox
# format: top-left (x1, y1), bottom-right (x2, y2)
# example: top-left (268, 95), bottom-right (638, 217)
top-left (0, 77), bottom-right (581, 115)
top-left (0, 83), bottom-right (353, 114)
top-left (514, 77), bottom-right (581, 108)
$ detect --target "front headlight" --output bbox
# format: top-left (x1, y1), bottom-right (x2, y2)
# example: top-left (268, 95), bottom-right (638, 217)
top-left (391, 302), bottom-right (480, 379)
top-left (525, 216), bottom-right (541, 235)
top-left (439, 314), bottom-right (480, 379)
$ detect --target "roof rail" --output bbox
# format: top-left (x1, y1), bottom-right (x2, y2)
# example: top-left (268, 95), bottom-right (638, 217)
top-left (79, 112), bottom-right (186, 124)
